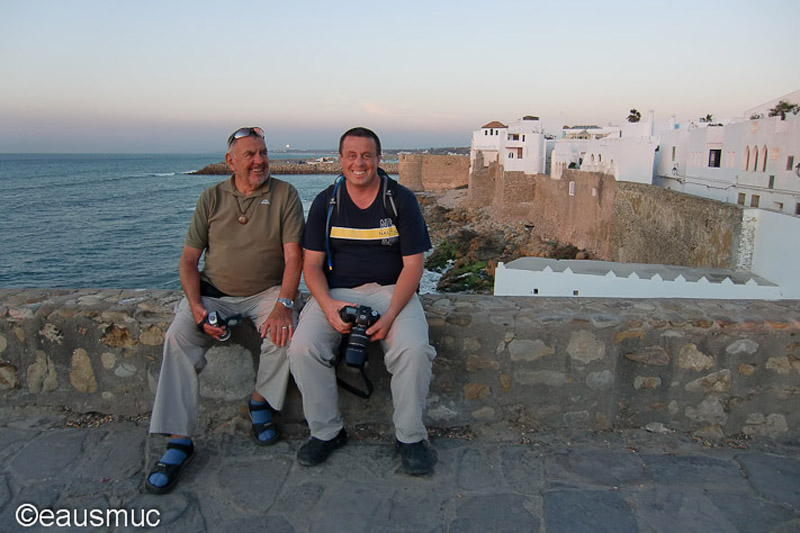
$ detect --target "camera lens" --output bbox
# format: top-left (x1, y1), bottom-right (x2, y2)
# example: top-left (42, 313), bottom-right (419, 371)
top-left (344, 325), bottom-right (370, 367)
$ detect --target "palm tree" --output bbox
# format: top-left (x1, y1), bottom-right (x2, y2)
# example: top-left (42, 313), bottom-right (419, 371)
top-left (627, 109), bottom-right (641, 123)
top-left (768, 100), bottom-right (800, 120)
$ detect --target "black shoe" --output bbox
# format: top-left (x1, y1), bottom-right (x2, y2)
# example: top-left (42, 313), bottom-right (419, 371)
top-left (297, 428), bottom-right (348, 466)
top-left (397, 439), bottom-right (435, 475)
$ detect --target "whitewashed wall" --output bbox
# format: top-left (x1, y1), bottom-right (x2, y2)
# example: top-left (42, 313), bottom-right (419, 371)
top-left (748, 208), bottom-right (800, 298)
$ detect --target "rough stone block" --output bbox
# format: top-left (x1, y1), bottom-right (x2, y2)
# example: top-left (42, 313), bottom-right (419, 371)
top-left (69, 348), bottom-right (97, 393)
top-left (567, 330), bottom-right (605, 365)
top-left (0, 362), bottom-right (20, 389)
top-left (509, 339), bottom-right (554, 362)
top-left (685, 370), bottom-right (731, 393)
top-left (199, 344), bottom-right (256, 401)
top-left (625, 345), bottom-right (670, 366)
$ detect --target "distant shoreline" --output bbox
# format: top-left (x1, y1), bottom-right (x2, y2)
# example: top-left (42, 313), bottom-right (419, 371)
top-left (191, 160), bottom-right (399, 175)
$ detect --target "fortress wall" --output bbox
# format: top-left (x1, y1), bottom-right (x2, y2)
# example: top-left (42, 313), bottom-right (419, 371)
top-left (525, 171), bottom-right (618, 257)
top-left (398, 154), bottom-right (469, 192)
top-left (467, 153), bottom-right (500, 207)
top-left (510, 170), bottom-right (744, 266)
top-left (397, 154), bottom-right (424, 191)
top-left (611, 182), bottom-right (743, 268)
top-left (2, 288), bottom-right (799, 441)
top-left (494, 171), bottom-right (536, 220)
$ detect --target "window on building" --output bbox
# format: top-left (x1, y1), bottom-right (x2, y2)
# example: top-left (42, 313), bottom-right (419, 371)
top-left (671, 146), bottom-right (676, 162)
top-left (522, 135), bottom-right (526, 142)
top-left (768, 175), bottom-right (775, 189)
top-left (508, 152), bottom-right (514, 159)
top-left (737, 193), bottom-right (746, 205)
top-left (569, 181), bottom-right (576, 197)
top-left (598, 154), bottom-right (602, 163)
top-left (485, 130), bottom-right (488, 136)
top-left (708, 149), bottom-right (722, 168)
top-left (744, 147), bottom-right (750, 170)
top-left (776, 202), bottom-right (784, 211)
top-left (753, 147), bottom-right (759, 172)
top-left (750, 195), bottom-right (760, 208)
top-left (796, 203), bottom-right (800, 216)
top-left (788, 156), bottom-right (795, 171)
top-left (762, 147), bottom-right (768, 172)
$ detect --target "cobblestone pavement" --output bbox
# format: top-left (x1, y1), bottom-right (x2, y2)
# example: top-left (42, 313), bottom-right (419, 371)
top-left (1, 407), bottom-right (799, 532)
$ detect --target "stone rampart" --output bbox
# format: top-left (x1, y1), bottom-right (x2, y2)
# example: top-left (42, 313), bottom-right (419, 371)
top-left (523, 171), bottom-right (617, 255)
top-left (398, 154), bottom-right (469, 192)
top-left (2, 288), bottom-right (799, 441)
top-left (476, 168), bottom-right (745, 267)
top-left (611, 181), bottom-right (743, 269)
top-left (467, 152), bottom-right (500, 207)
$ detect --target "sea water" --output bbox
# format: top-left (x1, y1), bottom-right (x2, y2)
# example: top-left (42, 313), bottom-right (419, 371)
top-left (0, 153), bottom-right (440, 292)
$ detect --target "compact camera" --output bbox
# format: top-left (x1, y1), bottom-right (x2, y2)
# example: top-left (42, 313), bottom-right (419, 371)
top-left (206, 311), bottom-right (244, 342)
top-left (338, 305), bottom-right (381, 368)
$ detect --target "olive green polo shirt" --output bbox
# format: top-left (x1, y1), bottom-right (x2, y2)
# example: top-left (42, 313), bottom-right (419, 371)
top-left (185, 175), bottom-right (304, 297)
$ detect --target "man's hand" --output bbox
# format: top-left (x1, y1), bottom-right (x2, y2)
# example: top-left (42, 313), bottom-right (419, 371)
top-left (320, 299), bottom-right (358, 334)
top-left (190, 302), bottom-right (227, 340)
top-left (260, 303), bottom-right (294, 347)
top-left (365, 312), bottom-right (396, 342)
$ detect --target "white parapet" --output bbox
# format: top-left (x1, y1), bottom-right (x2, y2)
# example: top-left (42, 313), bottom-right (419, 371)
top-left (493, 258), bottom-right (783, 299)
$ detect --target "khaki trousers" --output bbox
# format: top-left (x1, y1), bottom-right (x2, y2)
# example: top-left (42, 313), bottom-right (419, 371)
top-left (149, 285), bottom-right (293, 437)
top-left (288, 283), bottom-right (436, 443)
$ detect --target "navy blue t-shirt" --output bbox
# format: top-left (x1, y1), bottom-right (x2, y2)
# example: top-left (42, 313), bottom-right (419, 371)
top-left (303, 177), bottom-right (432, 289)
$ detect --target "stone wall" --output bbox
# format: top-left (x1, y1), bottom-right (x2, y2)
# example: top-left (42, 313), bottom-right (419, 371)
top-left (611, 181), bottom-right (743, 269)
top-left (398, 154), bottom-right (469, 192)
top-left (2, 288), bottom-right (799, 441)
top-left (494, 171), bottom-right (537, 219)
top-left (467, 152), bottom-right (500, 207)
top-left (521, 170), bottom-right (618, 255)
top-left (472, 167), bottom-right (745, 267)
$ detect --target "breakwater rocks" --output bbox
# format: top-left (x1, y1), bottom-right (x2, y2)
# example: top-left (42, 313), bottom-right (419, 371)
top-left (192, 160), bottom-right (399, 175)
top-left (2, 288), bottom-right (799, 442)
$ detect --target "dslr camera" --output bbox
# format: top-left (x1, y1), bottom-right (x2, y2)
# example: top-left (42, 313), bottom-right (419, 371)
top-left (338, 305), bottom-right (381, 368)
top-left (205, 311), bottom-right (244, 342)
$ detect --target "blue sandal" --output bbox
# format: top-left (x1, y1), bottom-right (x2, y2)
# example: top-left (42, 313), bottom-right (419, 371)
top-left (249, 400), bottom-right (280, 446)
top-left (145, 440), bottom-right (194, 494)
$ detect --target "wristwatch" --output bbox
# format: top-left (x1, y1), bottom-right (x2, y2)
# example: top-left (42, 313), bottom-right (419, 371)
top-left (277, 298), bottom-right (294, 310)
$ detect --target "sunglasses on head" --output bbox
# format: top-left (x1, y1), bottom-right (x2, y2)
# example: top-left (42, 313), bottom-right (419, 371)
top-left (227, 126), bottom-right (265, 148)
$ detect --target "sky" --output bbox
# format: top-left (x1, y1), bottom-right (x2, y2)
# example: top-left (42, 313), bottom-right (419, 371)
top-left (1, 0), bottom-right (799, 153)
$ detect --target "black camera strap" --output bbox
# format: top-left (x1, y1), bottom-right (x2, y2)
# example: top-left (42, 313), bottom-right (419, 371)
top-left (335, 341), bottom-right (374, 399)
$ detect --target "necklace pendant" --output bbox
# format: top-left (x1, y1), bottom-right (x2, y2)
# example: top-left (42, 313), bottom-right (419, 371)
top-left (238, 215), bottom-right (248, 225)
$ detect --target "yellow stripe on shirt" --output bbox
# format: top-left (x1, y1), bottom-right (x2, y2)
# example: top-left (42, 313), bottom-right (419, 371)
top-left (330, 226), bottom-right (399, 240)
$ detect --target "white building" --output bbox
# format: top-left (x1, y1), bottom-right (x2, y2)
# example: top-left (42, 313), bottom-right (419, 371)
top-left (654, 111), bottom-right (800, 216)
top-left (551, 111), bottom-right (659, 183)
top-left (470, 116), bottom-right (548, 175)
top-left (470, 120), bottom-right (506, 167)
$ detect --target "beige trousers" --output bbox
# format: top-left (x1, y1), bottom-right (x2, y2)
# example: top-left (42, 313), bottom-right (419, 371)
top-left (149, 285), bottom-right (293, 437)
top-left (288, 283), bottom-right (436, 443)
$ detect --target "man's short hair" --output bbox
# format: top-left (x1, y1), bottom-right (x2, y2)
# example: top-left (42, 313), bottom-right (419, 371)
top-left (339, 127), bottom-right (381, 156)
